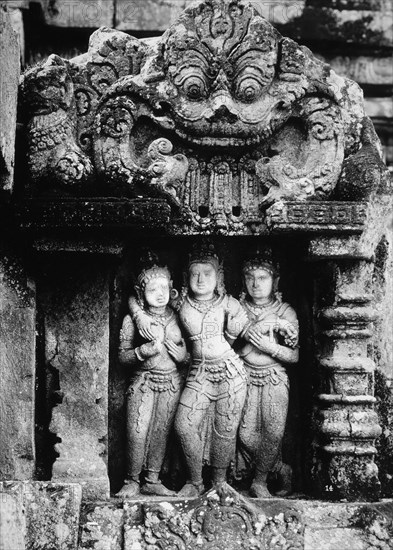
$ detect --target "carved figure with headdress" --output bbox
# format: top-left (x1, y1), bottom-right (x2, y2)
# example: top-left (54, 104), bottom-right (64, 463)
top-left (130, 242), bottom-right (249, 496)
top-left (116, 250), bottom-right (187, 498)
top-left (237, 250), bottom-right (299, 498)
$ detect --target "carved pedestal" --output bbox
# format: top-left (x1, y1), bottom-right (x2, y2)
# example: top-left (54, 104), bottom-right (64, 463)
top-left (310, 248), bottom-right (382, 500)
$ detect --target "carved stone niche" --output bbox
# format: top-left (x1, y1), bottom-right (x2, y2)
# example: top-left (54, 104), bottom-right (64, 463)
top-left (11, 0), bottom-right (393, 523)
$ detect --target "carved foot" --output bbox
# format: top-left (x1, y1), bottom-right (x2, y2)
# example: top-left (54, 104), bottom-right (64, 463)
top-left (274, 463), bottom-right (293, 497)
top-left (141, 481), bottom-right (175, 497)
top-left (115, 480), bottom-right (140, 499)
top-left (249, 482), bottom-right (273, 499)
top-left (178, 481), bottom-right (204, 498)
top-left (211, 481), bottom-right (236, 499)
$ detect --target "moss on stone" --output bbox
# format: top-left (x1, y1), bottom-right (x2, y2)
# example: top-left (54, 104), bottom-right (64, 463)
top-left (375, 369), bottom-right (393, 498)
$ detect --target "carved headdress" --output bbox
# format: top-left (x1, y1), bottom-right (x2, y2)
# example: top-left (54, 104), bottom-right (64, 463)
top-left (134, 249), bottom-right (172, 309)
top-left (241, 248), bottom-right (281, 302)
top-left (179, 241), bottom-right (226, 301)
top-left (188, 241), bottom-right (220, 271)
top-left (242, 248), bottom-right (278, 279)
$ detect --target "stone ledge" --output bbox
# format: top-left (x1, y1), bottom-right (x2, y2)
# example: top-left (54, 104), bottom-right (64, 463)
top-left (14, 198), bottom-right (171, 229)
top-left (266, 201), bottom-right (368, 233)
top-left (1, 482), bottom-right (392, 549)
top-left (13, 199), bottom-right (370, 235)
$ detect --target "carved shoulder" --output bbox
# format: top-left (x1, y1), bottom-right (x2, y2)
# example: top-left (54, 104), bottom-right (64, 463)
top-left (277, 302), bottom-right (298, 325)
top-left (119, 314), bottom-right (136, 346)
top-left (226, 295), bottom-right (243, 316)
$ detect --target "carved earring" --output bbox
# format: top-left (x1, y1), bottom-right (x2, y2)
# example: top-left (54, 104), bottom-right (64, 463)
top-left (170, 288), bottom-right (179, 300)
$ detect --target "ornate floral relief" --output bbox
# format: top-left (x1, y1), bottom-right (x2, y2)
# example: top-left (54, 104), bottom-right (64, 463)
top-left (20, 0), bottom-right (386, 232)
top-left (134, 487), bottom-right (304, 550)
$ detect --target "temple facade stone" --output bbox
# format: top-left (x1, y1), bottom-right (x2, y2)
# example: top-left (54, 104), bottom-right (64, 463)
top-left (0, 0), bottom-right (392, 547)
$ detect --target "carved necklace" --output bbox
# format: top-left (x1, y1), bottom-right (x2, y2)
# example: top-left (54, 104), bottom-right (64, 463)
top-left (243, 298), bottom-right (276, 317)
top-left (186, 295), bottom-right (220, 314)
top-left (146, 308), bottom-right (173, 327)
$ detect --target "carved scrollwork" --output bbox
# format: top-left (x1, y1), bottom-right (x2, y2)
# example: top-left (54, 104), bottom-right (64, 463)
top-left (256, 96), bottom-right (344, 205)
top-left (20, 0), bottom-right (388, 228)
top-left (147, 138), bottom-right (189, 205)
top-left (137, 488), bottom-right (304, 550)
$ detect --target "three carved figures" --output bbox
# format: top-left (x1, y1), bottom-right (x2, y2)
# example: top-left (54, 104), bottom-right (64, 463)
top-left (117, 244), bottom-right (299, 499)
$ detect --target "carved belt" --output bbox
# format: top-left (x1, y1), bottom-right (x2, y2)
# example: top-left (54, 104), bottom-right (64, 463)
top-left (143, 368), bottom-right (179, 392)
top-left (191, 352), bottom-right (246, 384)
top-left (244, 361), bottom-right (288, 388)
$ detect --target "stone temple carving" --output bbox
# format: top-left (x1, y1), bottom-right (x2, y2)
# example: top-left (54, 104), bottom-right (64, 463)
top-left (1, 0), bottom-right (392, 546)
top-left (19, 0), bottom-right (389, 234)
top-left (117, 251), bottom-right (187, 498)
top-left (237, 252), bottom-right (299, 498)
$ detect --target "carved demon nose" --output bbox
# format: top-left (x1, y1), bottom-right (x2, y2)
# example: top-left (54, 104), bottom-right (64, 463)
top-left (205, 96), bottom-right (239, 123)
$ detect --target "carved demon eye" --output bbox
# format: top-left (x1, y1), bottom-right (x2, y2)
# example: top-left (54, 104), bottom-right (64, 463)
top-left (235, 76), bottom-right (263, 103)
top-left (183, 75), bottom-right (207, 101)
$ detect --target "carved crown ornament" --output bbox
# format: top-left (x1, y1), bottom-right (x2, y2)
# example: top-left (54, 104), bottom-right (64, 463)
top-left (19, 0), bottom-right (390, 234)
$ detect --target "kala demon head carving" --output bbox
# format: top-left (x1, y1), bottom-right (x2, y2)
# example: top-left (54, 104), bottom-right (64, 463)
top-left (20, 0), bottom-right (388, 233)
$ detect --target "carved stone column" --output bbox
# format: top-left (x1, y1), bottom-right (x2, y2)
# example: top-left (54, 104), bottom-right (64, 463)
top-left (41, 255), bottom-right (111, 500)
top-left (309, 239), bottom-right (382, 500)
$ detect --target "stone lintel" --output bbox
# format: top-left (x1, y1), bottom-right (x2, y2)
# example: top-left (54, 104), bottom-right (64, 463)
top-left (266, 201), bottom-right (367, 235)
top-left (15, 199), bottom-right (372, 236)
top-left (15, 198), bottom-right (171, 230)
top-left (32, 237), bottom-right (126, 255)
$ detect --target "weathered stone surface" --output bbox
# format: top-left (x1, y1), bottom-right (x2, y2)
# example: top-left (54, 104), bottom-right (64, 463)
top-left (374, 226), bottom-right (393, 501)
top-left (302, 500), bottom-right (393, 549)
top-left (0, 249), bottom-right (36, 480)
top-left (124, 489), bottom-right (304, 549)
top-left (365, 98), bottom-right (393, 120)
top-left (0, 5), bottom-right (20, 191)
top-left (115, 0), bottom-right (306, 31)
top-left (24, 482), bottom-right (82, 550)
top-left (115, 0), bottom-right (189, 31)
top-left (41, 257), bottom-right (110, 500)
top-left (1, 481), bottom-right (82, 550)
top-left (305, 527), bottom-right (368, 550)
top-left (79, 501), bottom-right (124, 549)
top-left (310, 251), bottom-right (383, 500)
top-left (15, 199), bottom-right (171, 229)
top-left (39, 0), bottom-right (115, 28)
top-left (266, 201), bottom-right (367, 233)
top-left (0, 482), bottom-right (26, 550)
top-left (282, 7), bottom-right (393, 46)
top-left (326, 56), bottom-right (393, 86)
top-left (19, 0), bottom-right (389, 235)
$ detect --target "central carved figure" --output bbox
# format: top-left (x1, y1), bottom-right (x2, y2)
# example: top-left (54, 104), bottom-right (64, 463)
top-left (174, 244), bottom-right (248, 497)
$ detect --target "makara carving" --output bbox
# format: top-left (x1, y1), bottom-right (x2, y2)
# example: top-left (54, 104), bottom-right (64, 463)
top-left (19, 0), bottom-right (385, 233)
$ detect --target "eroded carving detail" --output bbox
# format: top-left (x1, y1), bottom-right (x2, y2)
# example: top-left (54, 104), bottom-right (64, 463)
top-left (19, 0), bottom-right (388, 233)
top-left (134, 488), bottom-right (304, 550)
